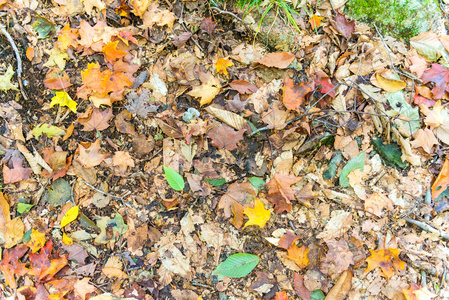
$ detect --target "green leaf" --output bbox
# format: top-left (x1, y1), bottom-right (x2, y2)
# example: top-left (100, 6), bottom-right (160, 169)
top-left (323, 151), bottom-right (342, 180)
top-left (17, 203), bottom-right (34, 214)
top-left (205, 178), bottom-right (227, 187)
top-left (386, 91), bottom-right (420, 134)
top-left (410, 33), bottom-right (449, 62)
top-left (339, 151), bottom-right (365, 187)
top-left (163, 166), bottom-right (185, 191)
top-left (212, 253), bottom-right (259, 280)
top-left (372, 137), bottom-right (407, 169)
top-left (32, 15), bottom-right (55, 39)
top-left (45, 178), bottom-right (71, 207)
top-left (310, 290), bottom-right (325, 300)
top-left (248, 177), bottom-right (265, 190)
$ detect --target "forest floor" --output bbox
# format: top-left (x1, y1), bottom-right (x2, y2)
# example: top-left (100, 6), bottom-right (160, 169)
top-left (0, 0), bottom-right (448, 299)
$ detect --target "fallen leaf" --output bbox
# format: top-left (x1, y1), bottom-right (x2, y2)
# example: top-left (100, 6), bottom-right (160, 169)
top-left (207, 124), bottom-right (246, 151)
top-left (285, 243), bottom-right (309, 269)
top-left (50, 91), bottom-right (77, 113)
top-left (26, 229), bottom-right (46, 253)
top-left (76, 139), bottom-right (109, 168)
top-left (0, 65), bottom-right (18, 91)
top-left (293, 273), bottom-right (311, 300)
top-left (255, 52), bottom-right (295, 69)
top-left (375, 71), bottom-right (407, 92)
top-left (283, 78), bottom-right (313, 111)
top-left (62, 232), bottom-right (73, 245)
top-left (309, 15), bottom-right (324, 30)
top-left (115, 110), bottom-right (136, 135)
top-left (275, 291), bottom-right (289, 300)
top-left (326, 270), bottom-right (352, 300)
top-left (330, 12), bottom-right (355, 39)
top-left (229, 80), bottom-right (258, 94)
top-left (129, 0), bottom-right (151, 17)
top-left (364, 193), bottom-right (394, 217)
top-left (74, 277), bottom-right (97, 300)
top-left (32, 124), bottom-right (66, 140)
top-left (200, 17), bottom-right (216, 35)
top-left (142, 2), bottom-right (176, 29)
top-left (78, 106), bottom-right (113, 131)
top-left (410, 128), bottom-right (439, 154)
top-left (102, 40), bottom-right (128, 64)
top-left (0, 245), bottom-right (29, 288)
top-left (112, 151), bottom-right (135, 175)
top-left (420, 63), bottom-right (449, 99)
top-left (188, 71), bottom-right (221, 106)
top-left (409, 54), bottom-right (427, 78)
top-left (243, 199), bottom-right (271, 229)
top-left (215, 58), bottom-right (233, 77)
top-left (57, 24), bottom-right (79, 51)
top-left (44, 68), bottom-right (72, 90)
top-left (61, 205), bottom-right (79, 227)
top-left (364, 248), bottom-right (405, 279)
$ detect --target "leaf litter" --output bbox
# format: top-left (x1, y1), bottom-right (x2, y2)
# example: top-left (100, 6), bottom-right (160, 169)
top-left (0, 0), bottom-right (447, 299)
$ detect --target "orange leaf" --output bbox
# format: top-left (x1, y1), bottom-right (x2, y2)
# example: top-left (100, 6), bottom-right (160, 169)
top-left (215, 58), bottom-right (233, 77)
top-left (0, 245), bottom-right (29, 289)
top-left (364, 248), bottom-right (405, 279)
top-left (283, 78), bottom-right (313, 112)
top-left (57, 24), bottom-right (79, 51)
top-left (44, 68), bottom-right (72, 90)
top-left (255, 52), bottom-right (295, 69)
top-left (102, 41), bottom-right (128, 64)
top-left (285, 244), bottom-right (309, 269)
top-left (309, 15), bottom-right (324, 30)
top-left (275, 291), bottom-right (289, 300)
top-left (26, 47), bottom-right (35, 61)
top-left (431, 158), bottom-right (449, 200)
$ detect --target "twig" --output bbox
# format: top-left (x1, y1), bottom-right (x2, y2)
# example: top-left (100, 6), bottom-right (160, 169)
top-left (179, 4), bottom-right (204, 53)
top-left (405, 217), bottom-right (449, 241)
top-left (211, 6), bottom-right (244, 23)
top-left (0, 24), bottom-right (28, 100)
top-left (81, 180), bottom-right (124, 200)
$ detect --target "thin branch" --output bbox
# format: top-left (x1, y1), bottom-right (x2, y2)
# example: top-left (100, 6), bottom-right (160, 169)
top-left (81, 180), bottom-right (124, 200)
top-left (0, 24), bottom-right (28, 100)
top-left (210, 6), bottom-right (244, 23)
top-left (405, 217), bottom-right (449, 241)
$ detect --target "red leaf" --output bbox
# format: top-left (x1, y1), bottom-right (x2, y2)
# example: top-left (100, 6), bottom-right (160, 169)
top-left (276, 291), bottom-right (289, 300)
top-left (0, 245), bottom-right (29, 289)
top-left (330, 12), bottom-right (355, 39)
top-left (278, 232), bottom-right (301, 249)
top-left (420, 63), bottom-right (449, 99)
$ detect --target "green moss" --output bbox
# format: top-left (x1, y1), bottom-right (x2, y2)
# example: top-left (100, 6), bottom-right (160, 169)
top-left (345, 0), bottom-right (443, 41)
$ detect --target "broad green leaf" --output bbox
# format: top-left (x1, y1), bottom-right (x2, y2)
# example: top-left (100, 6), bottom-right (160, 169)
top-left (372, 137), bottom-right (407, 169)
top-left (205, 178), bottom-right (227, 187)
top-left (32, 15), bottom-right (55, 39)
top-left (50, 91), bottom-right (77, 113)
top-left (0, 65), bottom-right (18, 91)
top-left (323, 151), bottom-right (342, 180)
top-left (339, 151), bottom-right (365, 187)
top-left (61, 205), bottom-right (79, 227)
top-left (386, 91), bottom-right (420, 134)
top-left (248, 177), bottom-right (265, 190)
top-left (32, 124), bottom-right (66, 140)
top-left (310, 290), bottom-right (325, 300)
top-left (17, 203), bottom-right (34, 214)
top-left (163, 165), bottom-right (185, 191)
top-left (212, 253), bottom-right (259, 280)
top-left (45, 178), bottom-right (71, 207)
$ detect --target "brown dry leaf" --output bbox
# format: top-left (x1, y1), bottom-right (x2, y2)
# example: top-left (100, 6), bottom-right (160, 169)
top-left (142, 2), bottom-right (176, 29)
top-left (330, 12), bottom-right (355, 39)
top-left (76, 140), bottom-right (109, 168)
top-left (323, 239), bottom-right (354, 275)
top-left (261, 102), bottom-right (291, 130)
top-left (74, 277), bottom-right (96, 300)
top-left (218, 181), bottom-right (257, 218)
top-left (132, 134), bottom-right (155, 158)
top-left (411, 128), bottom-right (439, 154)
top-left (205, 106), bottom-right (247, 130)
top-left (283, 78), bottom-right (313, 112)
top-left (78, 107), bottom-right (113, 131)
top-left (255, 52), bottom-right (295, 69)
top-left (207, 124), bottom-right (246, 151)
top-left (266, 172), bottom-right (301, 204)
top-left (0, 192), bottom-right (10, 237)
top-left (229, 80), bottom-right (258, 94)
top-left (187, 71), bottom-right (221, 106)
top-left (112, 151), bottom-right (135, 175)
top-left (200, 17), bottom-right (216, 35)
top-left (326, 270), bottom-right (352, 300)
top-left (316, 210), bottom-right (352, 239)
top-left (364, 248), bottom-right (405, 279)
top-left (278, 232), bottom-right (301, 249)
top-left (409, 54), bottom-right (427, 78)
top-left (365, 193), bottom-right (394, 217)
top-left (293, 273), bottom-right (311, 300)
top-left (4, 217), bottom-right (24, 248)
top-left (115, 110), bottom-right (136, 135)
top-left (156, 118), bottom-right (183, 139)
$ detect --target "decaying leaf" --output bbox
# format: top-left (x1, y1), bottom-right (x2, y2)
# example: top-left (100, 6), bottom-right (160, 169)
top-left (364, 248), bottom-right (406, 279)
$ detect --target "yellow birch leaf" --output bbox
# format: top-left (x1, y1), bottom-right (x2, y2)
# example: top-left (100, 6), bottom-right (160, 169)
top-left (61, 205), bottom-right (79, 227)
top-left (50, 91), bottom-right (77, 113)
top-left (243, 199), bottom-right (271, 229)
top-left (62, 232), bottom-right (73, 245)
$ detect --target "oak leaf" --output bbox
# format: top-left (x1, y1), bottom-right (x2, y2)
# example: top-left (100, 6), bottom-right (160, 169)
top-left (255, 52), bottom-right (295, 69)
top-left (215, 58), bottom-right (233, 77)
top-left (364, 248), bottom-right (405, 279)
top-left (243, 199), bottom-right (271, 229)
top-left (283, 78), bottom-right (313, 111)
top-left (207, 124), bottom-right (246, 151)
top-left (188, 71), bottom-right (221, 106)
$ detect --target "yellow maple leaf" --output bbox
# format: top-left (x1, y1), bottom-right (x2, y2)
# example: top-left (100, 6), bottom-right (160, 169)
top-left (243, 199), bottom-right (271, 229)
top-left (215, 58), bottom-right (233, 77)
top-left (26, 229), bottom-right (46, 253)
top-left (50, 91), bottom-right (77, 113)
top-left (43, 47), bottom-right (69, 69)
top-left (187, 74), bottom-right (221, 106)
top-left (61, 205), bottom-right (79, 227)
top-left (364, 248), bottom-right (405, 279)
